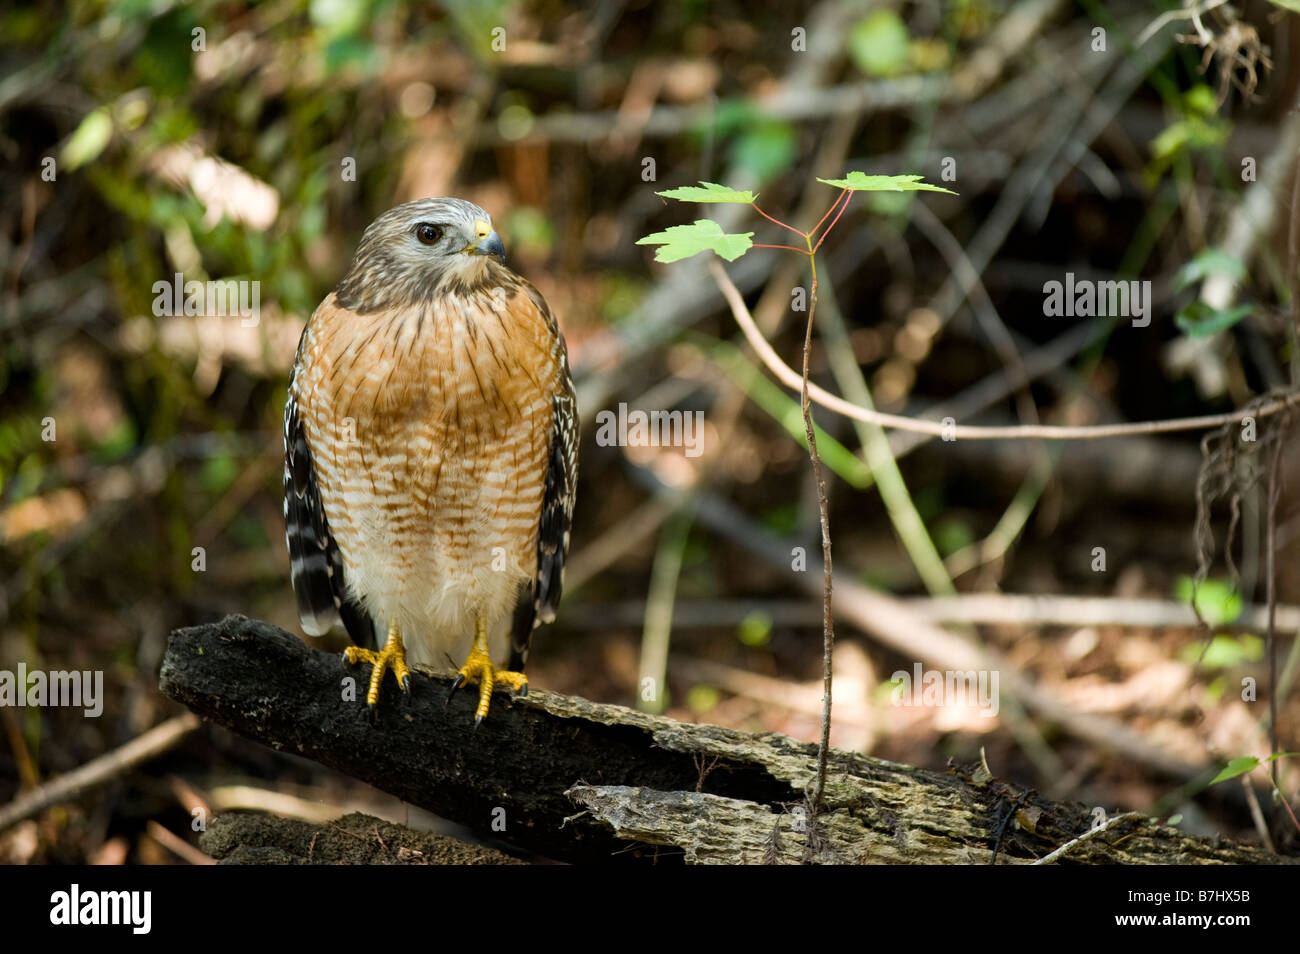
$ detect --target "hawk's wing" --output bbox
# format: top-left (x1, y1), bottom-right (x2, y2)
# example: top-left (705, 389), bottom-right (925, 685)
top-left (283, 343), bottom-right (378, 650)
top-left (509, 351), bottom-right (578, 671)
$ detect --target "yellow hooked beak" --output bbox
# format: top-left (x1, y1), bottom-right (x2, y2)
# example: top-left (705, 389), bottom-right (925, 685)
top-left (465, 219), bottom-right (506, 263)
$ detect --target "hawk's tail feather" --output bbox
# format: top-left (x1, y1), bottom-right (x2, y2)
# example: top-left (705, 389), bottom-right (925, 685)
top-left (283, 386), bottom-right (377, 650)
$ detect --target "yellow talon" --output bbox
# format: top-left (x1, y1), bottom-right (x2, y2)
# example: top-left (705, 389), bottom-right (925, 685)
top-left (344, 623), bottom-right (411, 706)
top-left (453, 615), bottom-right (527, 723)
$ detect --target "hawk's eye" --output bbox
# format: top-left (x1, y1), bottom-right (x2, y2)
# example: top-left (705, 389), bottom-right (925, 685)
top-left (415, 223), bottom-right (443, 245)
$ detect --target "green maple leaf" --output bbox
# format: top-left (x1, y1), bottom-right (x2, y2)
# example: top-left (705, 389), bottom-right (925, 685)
top-left (636, 219), bottom-right (754, 262)
top-left (816, 171), bottom-right (956, 195)
top-left (655, 181), bottom-right (758, 203)
top-left (1210, 756), bottom-right (1261, 785)
top-left (1208, 752), bottom-right (1299, 786)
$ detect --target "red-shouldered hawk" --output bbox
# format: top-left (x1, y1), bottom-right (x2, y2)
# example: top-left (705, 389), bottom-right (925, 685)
top-left (282, 197), bottom-right (578, 723)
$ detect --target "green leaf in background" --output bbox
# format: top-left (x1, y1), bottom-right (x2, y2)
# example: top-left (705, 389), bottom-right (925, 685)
top-left (1173, 248), bottom-right (1246, 292)
top-left (1174, 301), bottom-right (1251, 338)
top-left (598, 274), bottom-right (647, 325)
top-left (737, 611), bottom-right (773, 648)
top-left (759, 503), bottom-right (800, 535)
top-left (1183, 83), bottom-right (1219, 118)
top-left (934, 515), bottom-right (975, 558)
top-left (504, 205), bottom-right (557, 257)
top-left (729, 119), bottom-right (798, 182)
top-left (440, 0), bottom-right (514, 58)
top-left (817, 171), bottom-right (956, 195)
top-left (200, 452), bottom-right (239, 495)
top-left (656, 181), bottom-right (757, 204)
top-left (62, 107), bottom-right (113, 171)
top-left (636, 219), bottom-right (753, 262)
top-left (298, 199), bottom-right (326, 244)
top-left (686, 684), bottom-right (720, 713)
top-left (134, 8), bottom-right (196, 98)
top-left (1267, 0), bottom-right (1300, 10)
top-left (867, 192), bottom-right (914, 217)
top-left (1203, 674), bottom-right (1227, 703)
top-left (1173, 576), bottom-right (1243, 626)
top-left (310, 0), bottom-right (371, 38)
top-left (706, 99), bottom-right (759, 138)
top-left (1210, 755), bottom-right (1260, 785)
top-left (93, 417), bottom-right (137, 463)
top-left (1148, 90), bottom-right (1229, 175)
top-left (848, 9), bottom-right (911, 77)
top-left (1150, 119), bottom-right (1226, 163)
top-left (1178, 633), bottom-right (1263, 669)
top-left (324, 34), bottom-right (378, 72)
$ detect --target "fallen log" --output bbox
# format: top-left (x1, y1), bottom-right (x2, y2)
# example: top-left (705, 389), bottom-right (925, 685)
top-left (200, 810), bottom-right (522, 865)
top-left (159, 614), bottom-right (1286, 864)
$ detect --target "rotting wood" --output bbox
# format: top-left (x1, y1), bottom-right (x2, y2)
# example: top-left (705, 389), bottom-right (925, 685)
top-left (159, 615), bottom-right (1288, 864)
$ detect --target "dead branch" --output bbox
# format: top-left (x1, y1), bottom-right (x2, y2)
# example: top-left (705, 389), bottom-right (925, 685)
top-left (157, 615), bottom-right (1287, 864)
top-left (709, 258), bottom-right (1300, 441)
top-left (0, 712), bottom-right (200, 833)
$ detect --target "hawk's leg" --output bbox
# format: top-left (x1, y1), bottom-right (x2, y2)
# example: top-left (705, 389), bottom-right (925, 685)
top-left (450, 614), bottom-right (528, 726)
top-left (343, 621), bottom-right (412, 707)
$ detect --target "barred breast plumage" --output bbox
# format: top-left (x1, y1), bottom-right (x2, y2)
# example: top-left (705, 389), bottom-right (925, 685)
top-left (282, 197), bottom-right (577, 719)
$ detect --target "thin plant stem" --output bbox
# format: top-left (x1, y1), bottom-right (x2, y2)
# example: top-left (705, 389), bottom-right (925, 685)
top-left (1266, 427), bottom-right (1282, 796)
top-left (802, 235), bottom-right (835, 821)
top-left (809, 188), bottom-right (850, 238)
top-left (749, 202), bottom-right (805, 236)
top-left (813, 192), bottom-right (854, 253)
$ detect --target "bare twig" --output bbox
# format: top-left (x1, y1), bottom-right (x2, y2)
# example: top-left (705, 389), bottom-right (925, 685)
top-left (0, 713), bottom-right (200, 833)
top-left (566, 593), bottom-right (1300, 634)
top-left (709, 260), bottom-right (1300, 440)
top-left (146, 820), bottom-right (216, 866)
top-left (1240, 775), bottom-right (1277, 853)
top-left (1032, 812), bottom-right (1147, 865)
top-left (888, 319), bottom-right (1112, 458)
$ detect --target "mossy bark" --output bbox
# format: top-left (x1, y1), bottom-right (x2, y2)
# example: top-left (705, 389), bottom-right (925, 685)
top-left (160, 615), bottom-right (1287, 865)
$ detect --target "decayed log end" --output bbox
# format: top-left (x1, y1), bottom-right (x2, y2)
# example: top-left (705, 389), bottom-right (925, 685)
top-left (159, 614), bottom-right (1289, 865)
top-left (199, 810), bottom-right (525, 865)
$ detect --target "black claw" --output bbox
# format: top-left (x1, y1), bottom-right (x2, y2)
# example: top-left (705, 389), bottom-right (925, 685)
top-left (450, 673), bottom-right (465, 692)
top-left (474, 714), bottom-right (484, 732)
top-left (400, 674), bottom-right (412, 695)
top-left (445, 676), bottom-right (464, 711)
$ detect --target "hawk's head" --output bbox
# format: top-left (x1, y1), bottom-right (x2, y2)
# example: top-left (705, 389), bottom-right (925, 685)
top-left (335, 197), bottom-right (508, 313)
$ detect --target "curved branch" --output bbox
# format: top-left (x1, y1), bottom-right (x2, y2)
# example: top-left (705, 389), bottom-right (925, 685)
top-left (709, 259), bottom-right (1300, 441)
